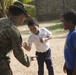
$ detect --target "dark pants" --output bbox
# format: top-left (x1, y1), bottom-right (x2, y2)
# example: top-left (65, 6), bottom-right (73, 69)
top-left (0, 58), bottom-right (13, 75)
top-left (66, 67), bottom-right (73, 75)
top-left (36, 49), bottom-right (54, 75)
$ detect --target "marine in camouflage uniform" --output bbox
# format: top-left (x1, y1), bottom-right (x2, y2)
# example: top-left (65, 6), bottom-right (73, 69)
top-left (0, 2), bottom-right (31, 75)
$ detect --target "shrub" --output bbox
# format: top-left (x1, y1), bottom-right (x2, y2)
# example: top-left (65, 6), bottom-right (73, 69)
top-left (24, 4), bottom-right (36, 17)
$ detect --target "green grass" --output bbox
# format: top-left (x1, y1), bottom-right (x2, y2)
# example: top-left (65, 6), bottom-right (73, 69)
top-left (46, 21), bottom-right (64, 32)
top-left (45, 21), bottom-right (68, 38)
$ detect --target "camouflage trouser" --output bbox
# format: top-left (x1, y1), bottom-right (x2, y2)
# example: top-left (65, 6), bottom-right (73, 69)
top-left (0, 58), bottom-right (13, 75)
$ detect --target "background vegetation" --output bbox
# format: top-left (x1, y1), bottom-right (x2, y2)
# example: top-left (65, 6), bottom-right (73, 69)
top-left (0, 0), bottom-right (36, 17)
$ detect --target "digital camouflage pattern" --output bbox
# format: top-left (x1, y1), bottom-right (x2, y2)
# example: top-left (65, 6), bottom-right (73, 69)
top-left (0, 17), bottom-right (31, 75)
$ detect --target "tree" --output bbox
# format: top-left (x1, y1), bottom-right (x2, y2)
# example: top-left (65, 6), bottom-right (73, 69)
top-left (18, 0), bottom-right (33, 4)
top-left (18, 0), bottom-right (36, 17)
top-left (0, 0), bottom-right (35, 18)
top-left (0, 0), bottom-right (14, 17)
top-left (0, 0), bottom-right (6, 17)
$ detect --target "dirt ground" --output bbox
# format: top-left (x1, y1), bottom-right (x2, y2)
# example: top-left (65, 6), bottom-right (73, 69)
top-left (9, 22), bottom-right (68, 75)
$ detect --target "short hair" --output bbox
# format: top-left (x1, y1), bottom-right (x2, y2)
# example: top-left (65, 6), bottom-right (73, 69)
top-left (62, 9), bottom-right (76, 25)
top-left (27, 17), bottom-right (39, 26)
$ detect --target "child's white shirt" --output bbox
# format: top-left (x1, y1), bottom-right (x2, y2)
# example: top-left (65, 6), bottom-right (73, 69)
top-left (28, 27), bottom-right (52, 52)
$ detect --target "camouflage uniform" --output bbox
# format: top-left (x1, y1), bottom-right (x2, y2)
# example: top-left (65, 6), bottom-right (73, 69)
top-left (0, 17), bottom-right (31, 75)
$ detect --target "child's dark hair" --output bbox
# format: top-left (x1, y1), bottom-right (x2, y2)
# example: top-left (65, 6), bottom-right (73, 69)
top-left (62, 9), bottom-right (76, 25)
top-left (27, 17), bottom-right (39, 26)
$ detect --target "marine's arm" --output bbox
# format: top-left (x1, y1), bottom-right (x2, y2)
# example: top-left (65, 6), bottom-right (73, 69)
top-left (9, 27), bottom-right (31, 67)
top-left (12, 39), bottom-right (31, 67)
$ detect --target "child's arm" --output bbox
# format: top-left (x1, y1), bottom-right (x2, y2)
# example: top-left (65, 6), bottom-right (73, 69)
top-left (63, 62), bottom-right (67, 73)
top-left (46, 35), bottom-right (52, 40)
top-left (40, 35), bottom-right (52, 43)
top-left (23, 42), bottom-right (31, 51)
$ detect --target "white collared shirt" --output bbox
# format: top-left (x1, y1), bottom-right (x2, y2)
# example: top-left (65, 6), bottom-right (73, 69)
top-left (28, 27), bottom-right (52, 52)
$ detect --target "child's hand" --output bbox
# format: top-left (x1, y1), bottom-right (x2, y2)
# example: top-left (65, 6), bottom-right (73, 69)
top-left (22, 42), bottom-right (31, 51)
top-left (40, 38), bottom-right (46, 43)
top-left (22, 42), bottom-right (28, 49)
top-left (63, 63), bottom-right (67, 73)
top-left (31, 56), bottom-right (37, 61)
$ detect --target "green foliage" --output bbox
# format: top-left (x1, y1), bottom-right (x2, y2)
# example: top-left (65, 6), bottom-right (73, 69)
top-left (18, 0), bottom-right (36, 17)
top-left (46, 21), bottom-right (64, 32)
top-left (6, 0), bottom-right (14, 7)
top-left (0, 0), bottom-right (35, 17)
top-left (24, 4), bottom-right (36, 17)
top-left (18, 0), bottom-right (33, 3)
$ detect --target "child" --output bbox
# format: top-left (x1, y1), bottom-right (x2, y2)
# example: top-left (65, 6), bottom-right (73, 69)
top-left (61, 9), bottom-right (76, 75)
top-left (23, 17), bottom-right (54, 75)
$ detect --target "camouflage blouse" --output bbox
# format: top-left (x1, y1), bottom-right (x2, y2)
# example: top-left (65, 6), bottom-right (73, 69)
top-left (0, 17), bottom-right (31, 67)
